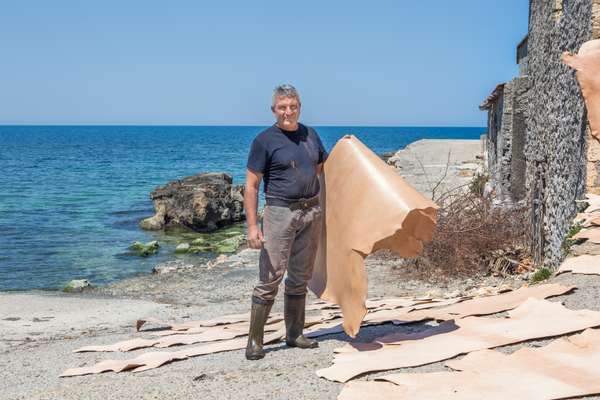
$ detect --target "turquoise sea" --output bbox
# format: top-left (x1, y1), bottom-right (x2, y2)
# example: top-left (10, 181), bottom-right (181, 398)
top-left (0, 125), bottom-right (484, 291)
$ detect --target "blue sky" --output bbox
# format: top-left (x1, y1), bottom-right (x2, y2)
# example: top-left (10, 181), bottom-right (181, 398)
top-left (0, 1), bottom-right (529, 126)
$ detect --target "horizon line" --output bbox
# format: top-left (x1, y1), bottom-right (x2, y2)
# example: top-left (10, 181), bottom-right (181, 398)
top-left (0, 123), bottom-right (487, 129)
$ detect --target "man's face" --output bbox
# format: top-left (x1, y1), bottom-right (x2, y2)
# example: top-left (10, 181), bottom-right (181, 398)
top-left (272, 96), bottom-right (301, 131)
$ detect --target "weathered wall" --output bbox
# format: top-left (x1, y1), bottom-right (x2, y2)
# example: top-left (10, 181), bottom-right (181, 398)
top-left (510, 77), bottom-right (530, 202)
top-left (483, 78), bottom-right (530, 203)
top-left (486, 90), bottom-right (504, 184)
top-left (525, 0), bottom-right (593, 266)
top-left (494, 83), bottom-right (513, 201)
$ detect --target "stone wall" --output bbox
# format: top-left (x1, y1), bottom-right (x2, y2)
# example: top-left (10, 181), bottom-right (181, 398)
top-left (485, 88), bottom-right (504, 180)
top-left (495, 78), bottom-right (530, 202)
top-left (481, 78), bottom-right (530, 204)
top-left (509, 78), bottom-right (530, 202)
top-left (525, 0), bottom-right (593, 266)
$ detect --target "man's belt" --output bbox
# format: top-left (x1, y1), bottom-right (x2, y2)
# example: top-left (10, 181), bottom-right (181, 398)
top-left (265, 195), bottom-right (320, 210)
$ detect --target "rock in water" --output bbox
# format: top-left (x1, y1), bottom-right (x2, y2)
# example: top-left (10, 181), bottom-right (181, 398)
top-left (173, 224), bottom-right (246, 254)
top-left (63, 279), bottom-right (92, 293)
top-left (175, 243), bottom-right (191, 253)
top-left (129, 240), bottom-right (160, 256)
top-left (139, 172), bottom-right (245, 232)
top-left (213, 236), bottom-right (244, 253)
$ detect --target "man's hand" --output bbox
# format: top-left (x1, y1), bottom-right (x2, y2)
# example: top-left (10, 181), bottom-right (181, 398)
top-left (247, 224), bottom-right (265, 249)
top-left (244, 168), bottom-right (264, 249)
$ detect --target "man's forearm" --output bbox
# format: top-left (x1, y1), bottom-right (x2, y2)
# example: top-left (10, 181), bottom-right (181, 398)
top-left (244, 187), bottom-right (259, 227)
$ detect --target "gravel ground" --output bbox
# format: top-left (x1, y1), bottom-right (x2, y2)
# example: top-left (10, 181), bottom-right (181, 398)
top-left (2, 250), bottom-right (595, 400)
top-left (5, 139), bottom-right (600, 399)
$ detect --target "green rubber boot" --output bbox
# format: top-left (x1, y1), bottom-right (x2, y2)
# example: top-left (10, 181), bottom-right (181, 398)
top-left (245, 297), bottom-right (273, 360)
top-left (284, 293), bottom-right (318, 349)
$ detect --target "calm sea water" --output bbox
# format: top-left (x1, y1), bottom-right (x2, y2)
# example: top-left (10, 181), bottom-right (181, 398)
top-left (0, 125), bottom-right (483, 291)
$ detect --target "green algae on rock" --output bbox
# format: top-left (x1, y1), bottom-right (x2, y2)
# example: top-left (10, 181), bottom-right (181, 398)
top-left (213, 236), bottom-right (245, 253)
top-left (129, 240), bottom-right (160, 257)
top-left (169, 224), bottom-right (246, 255)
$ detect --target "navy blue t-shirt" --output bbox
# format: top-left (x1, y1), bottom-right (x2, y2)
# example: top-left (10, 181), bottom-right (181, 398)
top-left (247, 123), bottom-right (328, 201)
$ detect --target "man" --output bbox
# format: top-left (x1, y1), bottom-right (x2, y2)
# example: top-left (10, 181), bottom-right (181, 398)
top-left (244, 84), bottom-right (327, 360)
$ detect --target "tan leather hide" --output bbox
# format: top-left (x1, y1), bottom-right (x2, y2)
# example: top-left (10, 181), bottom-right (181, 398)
top-left (575, 212), bottom-right (600, 227)
top-left (309, 135), bottom-right (438, 337)
top-left (77, 312), bottom-right (336, 353)
top-left (582, 193), bottom-right (600, 213)
top-left (339, 329), bottom-right (600, 400)
top-left (60, 329), bottom-right (286, 377)
top-left (558, 254), bottom-right (600, 275)
top-left (573, 227), bottom-right (600, 243)
top-left (317, 298), bottom-right (600, 382)
top-left (563, 39), bottom-right (600, 140)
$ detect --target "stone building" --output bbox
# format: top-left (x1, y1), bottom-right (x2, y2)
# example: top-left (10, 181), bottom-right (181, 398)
top-left (480, 77), bottom-right (529, 204)
top-left (481, 0), bottom-right (600, 267)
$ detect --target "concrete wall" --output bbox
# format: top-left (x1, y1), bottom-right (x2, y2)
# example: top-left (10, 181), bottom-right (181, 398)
top-left (525, 0), bottom-right (593, 266)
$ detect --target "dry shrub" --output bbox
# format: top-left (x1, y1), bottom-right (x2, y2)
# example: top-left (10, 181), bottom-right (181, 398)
top-left (405, 190), bottom-right (529, 282)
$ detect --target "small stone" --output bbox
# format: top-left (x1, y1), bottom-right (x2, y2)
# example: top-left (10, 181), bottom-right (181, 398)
top-left (521, 272), bottom-right (533, 281)
top-left (497, 284), bottom-right (513, 293)
top-left (444, 290), bottom-right (461, 299)
top-left (152, 260), bottom-right (193, 274)
top-left (63, 279), bottom-right (92, 293)
top-left (175, 243), bottom-right (191, 253)
top-left (474, 286), bottom-right (494, 297)
top-left (422, 289), bottom-right (442, 299)
top-left (206, 254), bottom-right (229, 269)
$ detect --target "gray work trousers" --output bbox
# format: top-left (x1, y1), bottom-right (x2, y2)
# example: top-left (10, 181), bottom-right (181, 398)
top-left (252, 203), bottom-right (323, 303)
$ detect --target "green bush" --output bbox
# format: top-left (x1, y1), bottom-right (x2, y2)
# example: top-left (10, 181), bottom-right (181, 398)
top-left (530, 267), bottom-right (552, 284)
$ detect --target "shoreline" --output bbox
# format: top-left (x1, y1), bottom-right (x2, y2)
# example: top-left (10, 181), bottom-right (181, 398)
top-left (1, 126), bottom-right (485, 293)
top-left (1, 138), bottom-right (484, 295)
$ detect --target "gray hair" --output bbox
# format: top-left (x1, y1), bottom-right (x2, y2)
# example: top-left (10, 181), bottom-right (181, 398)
top-left (272, 84), bottom-right (301, 106)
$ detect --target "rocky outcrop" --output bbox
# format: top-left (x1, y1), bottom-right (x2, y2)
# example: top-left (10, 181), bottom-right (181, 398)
top-left (140, 173), bottom-right (245, 232)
